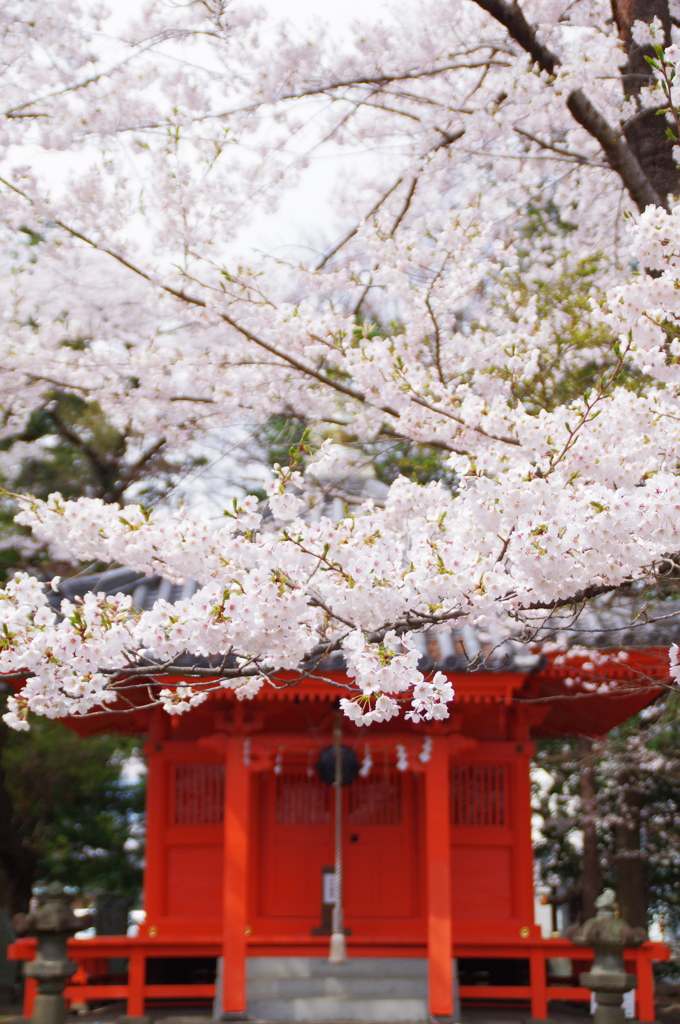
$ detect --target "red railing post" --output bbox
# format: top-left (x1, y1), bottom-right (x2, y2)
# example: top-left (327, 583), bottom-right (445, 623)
top-left (127, 949), bottom-right (145, 1017)
top-left (529, 948), bottom-right (548, 1019)
top-left (425, 736), bottom-right (455, 1019)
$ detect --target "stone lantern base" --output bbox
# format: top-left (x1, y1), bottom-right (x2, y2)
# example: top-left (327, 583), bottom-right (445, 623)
top-left (579, 969), bottom-right (637, 1024)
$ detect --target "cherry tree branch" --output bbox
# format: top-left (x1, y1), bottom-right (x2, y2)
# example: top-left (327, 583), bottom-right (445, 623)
top-left (1, 176), bottom-right (528, 455)
top-left (514, 126), bottom-right (606, 167)
top-left (471, 0), bottom-right (666, 211)
top-left (2, 34), bottom-right (183, 120)
top-left (472, 0), bottom-right (560, 73)
top-left (315, 177), bottom-right (405, 269)
top-left (566, 91), bottom-right (664, 210)
top-left (317, 127), bottom-right (465, 267)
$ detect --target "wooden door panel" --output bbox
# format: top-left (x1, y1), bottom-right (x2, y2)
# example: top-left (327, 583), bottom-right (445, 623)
top-left (162, 758), bottom-right (225, 923)
top-left (261, 831), bottom-right (331, 916)
top-left (166, 844), bottom-right (223, 917)
top-left (257, 769), bottom-right (332, 924)
top-left (449, 760), bottom-right (515, 922)
top-left (451, 845), bottom-right (512, 919)
top-left (344, 771), bottom-right (420, 922)
top-left (257, 765), bottom-right (423, 936)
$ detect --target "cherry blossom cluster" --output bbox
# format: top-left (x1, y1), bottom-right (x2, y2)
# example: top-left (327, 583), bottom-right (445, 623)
top-left (0, 0), bottom-right (679, 727)
top-left (338, 631), bottom-right (454, 724)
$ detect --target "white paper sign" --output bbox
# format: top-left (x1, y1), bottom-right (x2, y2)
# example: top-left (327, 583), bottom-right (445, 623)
top-left (323, 872), bottom-right (337, 905)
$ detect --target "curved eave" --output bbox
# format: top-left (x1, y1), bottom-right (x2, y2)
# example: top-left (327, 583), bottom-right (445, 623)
top-left (520, 647), bottom-right (668, 738)
top-left (9, 647), bottom-right (669, 741)
top-left (43, 669), bottom-right (532, 737)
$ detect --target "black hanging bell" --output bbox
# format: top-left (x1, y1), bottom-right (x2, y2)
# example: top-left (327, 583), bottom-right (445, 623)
top-left (315, 745), bottom-right (360, 786)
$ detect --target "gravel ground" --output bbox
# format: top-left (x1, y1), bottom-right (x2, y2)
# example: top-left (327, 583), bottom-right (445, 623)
top-left (0, 999), bottom-right (599, 1024)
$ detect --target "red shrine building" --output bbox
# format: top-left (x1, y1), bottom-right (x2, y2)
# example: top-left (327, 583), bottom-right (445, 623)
top-left (9, 571), bottom-right (673, 1022)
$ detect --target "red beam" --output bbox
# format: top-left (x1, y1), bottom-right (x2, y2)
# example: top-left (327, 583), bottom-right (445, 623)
top-left (222, 736), bottom-right (250, 1017)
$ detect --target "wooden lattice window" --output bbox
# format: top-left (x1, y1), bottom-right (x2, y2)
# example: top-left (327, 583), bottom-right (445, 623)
top-left (173, 763), bottom-right (225, 824)
top-left (450, 763), bottom-right (507, 826)
top-left (347, 771), bottom-right (402, 826)
top-left (276, 770), bottom-right (331, 825)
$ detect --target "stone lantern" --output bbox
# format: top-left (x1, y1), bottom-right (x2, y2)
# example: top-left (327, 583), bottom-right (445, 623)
top-left (566, 889), bottom-right (647, 1024)
top-left (13, 882), bottom-right (91, 1024)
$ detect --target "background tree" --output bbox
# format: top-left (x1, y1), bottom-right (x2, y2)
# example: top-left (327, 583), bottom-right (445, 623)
top-left (534, 695), bottom-right (680, 931)
top-left (0, 357), bottom-right (170, 909)
top-left (0, 393), bottom-right (186, 582)
top-left (0, 698), bottom-right (144, 914)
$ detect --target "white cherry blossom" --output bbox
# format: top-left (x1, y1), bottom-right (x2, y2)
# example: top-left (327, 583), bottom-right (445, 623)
top-left (0, 0), bottom-right (679, 727)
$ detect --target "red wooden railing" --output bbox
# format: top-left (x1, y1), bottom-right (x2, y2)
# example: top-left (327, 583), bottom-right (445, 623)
top-left (8, 933), bottom-right (669, 1021)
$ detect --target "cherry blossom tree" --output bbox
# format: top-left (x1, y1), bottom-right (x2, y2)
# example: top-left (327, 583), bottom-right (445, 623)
top-left (1, 0), bottom-right (680, 728)
top-left (534, 703), bottom-right (680, 931)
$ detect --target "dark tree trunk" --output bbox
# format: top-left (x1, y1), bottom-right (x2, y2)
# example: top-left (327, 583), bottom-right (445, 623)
top-left (0, 727), bottom-right (36, 915)
top-left (610, 0), bottom-right (680, 201)
top-left (471, 0), bottom-right (674, 209)
top-left (578, 736), bottom-right (601, 923)
top-left (614, 772), bottom-right (647, 928)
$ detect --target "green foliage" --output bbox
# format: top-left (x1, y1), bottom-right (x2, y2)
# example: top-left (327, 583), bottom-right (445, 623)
top-left (254, 414), bottom-right (459, 490)
top-left (0, 495), bottom-right (47, 585)
top-left (0, 389), bottom-right (206, 580)
top-left (1, 705), bottom-right (145, 901)
top-left (488, 258), bottom-right (650, 414)
top-left (18, 226), bottom-right (45, 247)
top-left (10, 392), bottom-right (126, 501)
top-left (255, 201), bottom-right (650, 494)
top-left (519, 199), bottom-right (577, 240)
top-left (508, 257), bottom-right (617, 407)
top-left (0, 392), bottom-right (131, 582)
top-left (255, 413), bottom-right (309, 469)
top-left (364, 439), bottom-right (457, 487)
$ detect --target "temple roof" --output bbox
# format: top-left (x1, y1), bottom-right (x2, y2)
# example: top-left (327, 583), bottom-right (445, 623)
top-left (52, 568), bottom-right (680, 668)
top-left (43, 568), bottom-right (676, 740)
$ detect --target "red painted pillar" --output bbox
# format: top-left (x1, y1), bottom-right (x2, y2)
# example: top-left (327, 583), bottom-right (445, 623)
top-left (529, 948), bottom-right (548, 1020)
top-left (635, 951), bottom-right (656, 1022)
top-left (425, 736), bottom-right (454, 1020)
top-left (142, 739), bottom-right (167, 929)
top-left (221, 736), bottom-right (250, 1019)
top-left (513, 744), bottom-right (536, 923)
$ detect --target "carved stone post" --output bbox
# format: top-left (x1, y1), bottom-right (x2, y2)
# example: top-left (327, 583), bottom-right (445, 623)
top-left (13, 882), bottom-right (88, 1024)
top-left (566, 889), bottom-right (646, 1024)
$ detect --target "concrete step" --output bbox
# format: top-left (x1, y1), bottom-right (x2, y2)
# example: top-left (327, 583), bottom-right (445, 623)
top-left (243, 958), bottom-right (430, 1023)
top-left (205, 954), bottom-right (430, 1019)
top-left (246, 956), bottom-right (428, 979)
top-left (246, 996), bottom-right (428, 1022)
top-left (247, 975), bottom-right (429, 999)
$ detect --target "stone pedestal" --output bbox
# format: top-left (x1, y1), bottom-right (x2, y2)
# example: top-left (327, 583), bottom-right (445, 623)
top-left (567, 889), bottom-right (646, 1024)
top-left (25, 958), bottom-right (78, 1024)
top-left (13, 882), bottom-right (91, 1024)
top-left (579, 967), bottom-right (637, 1024)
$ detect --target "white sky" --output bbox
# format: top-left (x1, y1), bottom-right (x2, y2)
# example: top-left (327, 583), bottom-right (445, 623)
top-left (103, 0), bottom-right (393, 254)
top-left (238, 0), bottom-right (395, 254)
top-left (259, 0), bottom-right (387, 33)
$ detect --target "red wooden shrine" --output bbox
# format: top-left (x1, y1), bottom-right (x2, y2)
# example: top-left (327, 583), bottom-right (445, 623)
top-left (10, 646), bottom-right (672, 1020)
